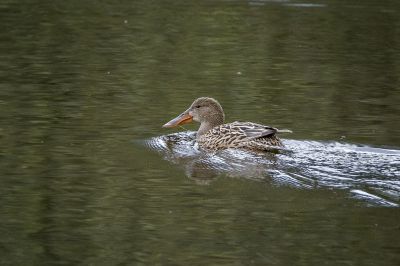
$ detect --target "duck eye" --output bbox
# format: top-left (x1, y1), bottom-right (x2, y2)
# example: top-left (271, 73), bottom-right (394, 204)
top-left (195, 105), bottom-right (201, 109)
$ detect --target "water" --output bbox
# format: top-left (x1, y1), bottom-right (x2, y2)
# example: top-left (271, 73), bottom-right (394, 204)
top-left (1, 0), bottom-right (400, 265)
top-left (147, 133), bottom-right (400, 205)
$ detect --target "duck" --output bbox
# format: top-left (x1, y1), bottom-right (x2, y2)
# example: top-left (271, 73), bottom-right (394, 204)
top-left (162, 97), bottom-right (292, 152)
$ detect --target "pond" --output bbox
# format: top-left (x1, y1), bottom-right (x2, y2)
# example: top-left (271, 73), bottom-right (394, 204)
top-left (0, 0), bottom-right (399, 265)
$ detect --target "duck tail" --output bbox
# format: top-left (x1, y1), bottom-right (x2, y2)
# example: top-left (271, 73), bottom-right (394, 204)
top-left (277, 129), bottom-right (293, 133)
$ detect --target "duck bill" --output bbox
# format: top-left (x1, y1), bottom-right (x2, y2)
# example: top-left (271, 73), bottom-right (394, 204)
top-left (162, 112), bottom-right (193, 128)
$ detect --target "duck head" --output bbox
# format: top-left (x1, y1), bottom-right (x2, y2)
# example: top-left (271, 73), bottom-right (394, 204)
top-left (163, 97), bottom-right (225, 136)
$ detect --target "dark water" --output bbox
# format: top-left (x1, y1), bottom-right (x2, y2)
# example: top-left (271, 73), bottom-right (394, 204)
top-left (1, 0), bottom-right (400, 265)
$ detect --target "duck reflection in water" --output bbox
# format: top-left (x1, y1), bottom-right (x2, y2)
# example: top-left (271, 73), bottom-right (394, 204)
top-left (158, 136), bottom-right (280, 185)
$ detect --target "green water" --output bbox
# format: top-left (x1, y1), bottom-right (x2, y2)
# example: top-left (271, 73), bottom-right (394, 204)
top-left (1, 0), bottom-right (399, 265)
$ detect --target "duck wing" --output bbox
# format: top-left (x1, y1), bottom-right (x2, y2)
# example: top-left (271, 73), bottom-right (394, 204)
top-left (199, 121), bottom-right (290, 151)
top-left (230, 122), bottom-right (278, 139)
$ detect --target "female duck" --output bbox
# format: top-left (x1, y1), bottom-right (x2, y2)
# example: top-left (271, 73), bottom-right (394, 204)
top-left (163, 97), bottom-right (291, 152)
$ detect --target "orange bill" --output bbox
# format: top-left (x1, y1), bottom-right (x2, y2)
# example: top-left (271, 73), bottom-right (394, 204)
top-left (162, 112), bottom-right (193, 128)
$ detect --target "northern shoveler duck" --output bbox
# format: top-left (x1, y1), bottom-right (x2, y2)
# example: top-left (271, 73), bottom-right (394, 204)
top-left (163, 97), bottom-right (292, 152)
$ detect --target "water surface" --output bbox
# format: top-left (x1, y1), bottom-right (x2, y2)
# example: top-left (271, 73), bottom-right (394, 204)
top-left (1, 0), bottom-right (400, 265)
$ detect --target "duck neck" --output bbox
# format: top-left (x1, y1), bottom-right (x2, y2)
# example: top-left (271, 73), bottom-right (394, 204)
top-left (196, 115), bottom-right (224, 139)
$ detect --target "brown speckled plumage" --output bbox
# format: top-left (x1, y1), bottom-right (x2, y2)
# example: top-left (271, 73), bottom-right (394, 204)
top-left (197, 121), bottom-right (283, 152)
top-left (163, 97), bottom-right (291, 152)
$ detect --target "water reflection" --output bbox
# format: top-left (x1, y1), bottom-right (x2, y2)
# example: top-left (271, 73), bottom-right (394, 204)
top-left (1, 0), bottom-right (400, 265)
top-left (146, 132), bottom-right (400, 206)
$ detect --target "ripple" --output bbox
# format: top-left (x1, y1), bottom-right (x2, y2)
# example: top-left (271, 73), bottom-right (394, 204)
top-left (350, 190), bottom-right (398, 207)
top-left (284, 3), bottom-right (326, 8)
top-left (144, 132), bottom-right (400, 207)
